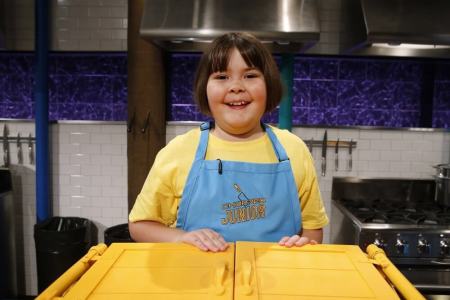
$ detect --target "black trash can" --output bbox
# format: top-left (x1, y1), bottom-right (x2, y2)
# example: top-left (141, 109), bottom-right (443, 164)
top-left (104, 223), bottom-right (134, 246)
top-left (34, 217), bottom-right (95, 292)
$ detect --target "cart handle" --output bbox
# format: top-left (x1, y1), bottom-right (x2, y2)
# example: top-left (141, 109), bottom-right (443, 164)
top-left (36, 243), bottom-right (108, 300)
top-left (366, 244), bottom-right (425, 300)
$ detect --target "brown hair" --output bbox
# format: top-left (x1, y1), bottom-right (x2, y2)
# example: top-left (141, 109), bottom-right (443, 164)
top-left (194, 32), bottom-right (283, 115)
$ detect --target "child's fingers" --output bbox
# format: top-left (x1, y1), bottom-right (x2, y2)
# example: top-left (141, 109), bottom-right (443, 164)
top-left (279, 235), bottom-right (317, 247)
top-left (294, 236), bottom-right (310, 247)
top-left (203, 229), bottom-right (228, 250)
top-left (284, 235), bottom-right (301, 247)
top-left (181, 229), bottom-right (228, 252)
top-left (278, 236), bottom-right (290, 245)
top-left (190, 235), bottom-right (209, 251)
top-left (202, 229), bottom-right (229, 251)
top-left (196, 231), bottom-right (221, 252)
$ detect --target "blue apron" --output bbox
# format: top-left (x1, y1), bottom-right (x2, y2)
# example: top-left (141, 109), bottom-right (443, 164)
top-left (176, 122), bottom-right (301, 242)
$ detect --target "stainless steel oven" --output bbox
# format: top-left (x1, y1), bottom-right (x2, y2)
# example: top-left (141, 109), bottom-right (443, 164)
top-left (331, 177), bottom-right (450, 300)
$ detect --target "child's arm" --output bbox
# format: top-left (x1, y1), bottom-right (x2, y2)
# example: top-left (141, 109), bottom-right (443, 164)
top-left (128, 220), bottom-right (228, 252)
top-left (278, 228), bottom-right (323, 247)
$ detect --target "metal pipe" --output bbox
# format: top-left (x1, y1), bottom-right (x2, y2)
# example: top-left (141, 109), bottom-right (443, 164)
top-left (278, 54), bottom-right (294, 131)
top-left (34, 0), bottom-right (51, 223)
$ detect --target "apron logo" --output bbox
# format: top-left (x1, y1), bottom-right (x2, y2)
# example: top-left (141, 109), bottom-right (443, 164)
top-left (220, 184), bottom-right (266, 225)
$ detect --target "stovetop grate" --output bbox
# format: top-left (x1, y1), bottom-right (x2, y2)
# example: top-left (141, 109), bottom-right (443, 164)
top-left (339, 198), bottom-right (450, 225)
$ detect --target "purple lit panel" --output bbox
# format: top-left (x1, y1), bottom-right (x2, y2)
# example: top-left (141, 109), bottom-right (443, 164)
top-left (1, 102), bottom-right (33, 119)
top-left (113, 103), bottom-right (128, 121)
top-left (308, 108), bottom-right (338, 126)
top-left (337, 80), bottom-right (371, 109)
top-left (292, 106), bottom-right (309, 125)
top-left (310, 59), bottom-right (338, 80)
top-left (54, 76), bottom-right (114, 103)
top-left (0, 52), bottom-right (127, 121)
top-left (434, 82), bottom-right (450, 110)
top-left (293, 58), bottom-right (310, 79)
top-left (367, 61), bottom-right (423, 81)
top-left (262, 109), bottom-right (279, 124)
top-left (58, 103), bottom-right (113, 120)
top-left (391, 110), bottom-right (421, 128)
top-left (339, 60), bottom-right (366, 80)
top-left (354, 109), bottom-right (393, 127)
top-left (433, 110), bottom-right (450, 128)
top-left (292, 80), bottom-right (310, 107)
top-left (168, 54), bottom-right (200, 106)
top-left (170, 105), bottom-right (205, 122)
top-left (365, 81), bottom-right (396, 110)
top-left (310, 80), bottom-right (338, 109)
top-left (113, 76), bottom-right (127, 104)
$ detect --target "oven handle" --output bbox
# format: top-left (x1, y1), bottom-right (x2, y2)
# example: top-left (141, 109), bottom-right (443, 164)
top-left (414, 284), bottom-right (450, 292)
top-left (430, 259), bottom-right (450, 266)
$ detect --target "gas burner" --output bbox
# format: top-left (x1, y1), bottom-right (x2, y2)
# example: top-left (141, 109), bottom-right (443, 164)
top-left (357, 207), bottom-right (371, 213)
top-left (386, 212), bottom-right (418, 225)
top-left (437, 213), bottom-right (450, 225)
top-left (339, 198), bottom-right (450, 225)
top-left (355, 212), bottom-right (388, 224)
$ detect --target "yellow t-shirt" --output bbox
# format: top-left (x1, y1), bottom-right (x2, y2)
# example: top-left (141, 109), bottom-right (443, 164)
top-left (129, 126), bottom-right (329, 230)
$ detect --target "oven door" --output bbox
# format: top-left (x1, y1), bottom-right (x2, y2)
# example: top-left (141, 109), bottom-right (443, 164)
top-left (395, 263), bottom-right (450, 299)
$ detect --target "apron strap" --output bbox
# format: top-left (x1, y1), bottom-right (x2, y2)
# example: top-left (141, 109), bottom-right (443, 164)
top-left (193, 122), bottom-right (211, 160)
top-left (195, 121), bottom-right (289, 162)
top-left (264, 124), bottom-right (289, 162)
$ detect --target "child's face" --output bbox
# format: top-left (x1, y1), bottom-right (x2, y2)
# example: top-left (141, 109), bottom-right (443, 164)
top-left (206, 48), bottom-right (267, 137)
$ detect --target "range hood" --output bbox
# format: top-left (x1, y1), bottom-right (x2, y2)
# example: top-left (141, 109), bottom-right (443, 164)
top-left (140, 0), bottom-right (320, 53)
top-left (340, 0), bottom-right (450, 58)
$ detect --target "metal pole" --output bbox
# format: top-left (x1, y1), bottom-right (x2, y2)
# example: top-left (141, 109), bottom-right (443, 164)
top-left (278, 54), bottom-right (294, 131)
top-left (34, 0), bottom-right (51, 223)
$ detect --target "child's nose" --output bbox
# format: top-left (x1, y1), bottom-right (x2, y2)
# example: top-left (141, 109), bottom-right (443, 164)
top-left (229, 80), bottom-right (245, 93)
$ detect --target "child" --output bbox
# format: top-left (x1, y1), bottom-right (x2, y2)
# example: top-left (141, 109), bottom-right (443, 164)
top-left (129, 32), bottom-right (328, 252)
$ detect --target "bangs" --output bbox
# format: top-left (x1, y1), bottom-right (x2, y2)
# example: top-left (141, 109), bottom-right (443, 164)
top-left (208, 39), bottom-right (264, 73)
top-left (208, 46), bottom-right (232, 73)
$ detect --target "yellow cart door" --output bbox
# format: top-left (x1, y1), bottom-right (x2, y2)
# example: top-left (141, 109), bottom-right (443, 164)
top-left (234, 242), bottom-right (401, 300)
top-left (62, 243), bottom-right (235, 300)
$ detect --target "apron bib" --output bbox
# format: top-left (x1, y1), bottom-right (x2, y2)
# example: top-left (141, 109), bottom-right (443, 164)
top-left (176, 122), bottom-right (301, 242)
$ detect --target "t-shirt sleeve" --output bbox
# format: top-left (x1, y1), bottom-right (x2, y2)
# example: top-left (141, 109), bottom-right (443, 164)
top-left (129, 129), bottom-right (198, 226)
top-left (298, 149), bottom-right (329, 229)
top-left (274, 128), bottom-right (329, 230)
top-left (128, 147), bottom-right (180, 226)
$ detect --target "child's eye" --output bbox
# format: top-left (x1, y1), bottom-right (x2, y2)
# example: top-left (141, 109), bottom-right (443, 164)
top-left (213, 74), bottom-right (228, 80)
top-left (245, 72), bottom-right (261, 79)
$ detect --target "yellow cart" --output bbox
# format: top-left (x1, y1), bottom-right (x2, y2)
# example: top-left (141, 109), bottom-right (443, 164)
top-left (36, 242), bottom-right (425, 300)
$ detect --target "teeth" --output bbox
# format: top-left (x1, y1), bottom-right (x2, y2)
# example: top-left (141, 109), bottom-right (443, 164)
top-left (228, 101), bottom-right (247, 106)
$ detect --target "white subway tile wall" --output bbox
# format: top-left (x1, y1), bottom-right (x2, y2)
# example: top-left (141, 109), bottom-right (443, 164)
top-left (2, 122), bottom-right (127, 295)
top-left (3, 0), bottom-right (127, 51)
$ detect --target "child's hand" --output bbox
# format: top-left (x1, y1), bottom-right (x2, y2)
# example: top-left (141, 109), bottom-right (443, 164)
top-left (278, 234), bottom-right (318, 247)
top-left (178, 228), bottom-right (229, 252)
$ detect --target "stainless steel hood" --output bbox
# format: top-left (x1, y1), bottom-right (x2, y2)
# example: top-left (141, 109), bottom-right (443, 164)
top-left (140, 0), bottom-right (320, 53)
top-left (340, 0), bottom-right (450, 58)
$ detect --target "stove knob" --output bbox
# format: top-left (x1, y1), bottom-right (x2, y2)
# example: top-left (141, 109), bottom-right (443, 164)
top-left (440, 240), bottom-right (449, 256)
top-left (374, 238), bottom-right (385, 249)
top-left (395, 239), bottom-right (407, 254)
top-left (417, 238), bottom-right (430, 254)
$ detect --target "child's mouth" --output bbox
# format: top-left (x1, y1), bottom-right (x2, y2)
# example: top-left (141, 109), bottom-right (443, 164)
top-left (226, 100), bottom-right (249, 109)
